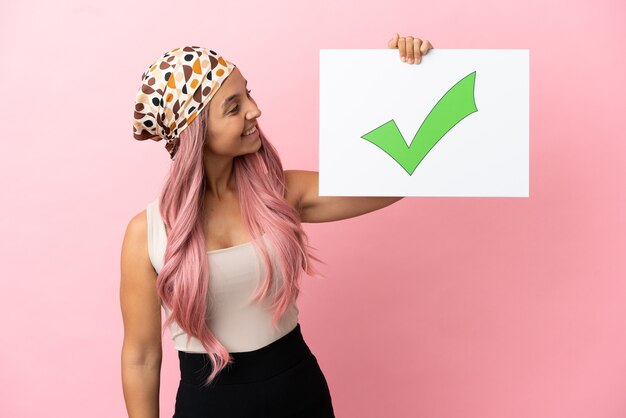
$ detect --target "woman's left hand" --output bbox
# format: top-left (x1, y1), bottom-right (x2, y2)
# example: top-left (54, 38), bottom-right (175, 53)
top-left (388, 33), bottom-right (433, 64)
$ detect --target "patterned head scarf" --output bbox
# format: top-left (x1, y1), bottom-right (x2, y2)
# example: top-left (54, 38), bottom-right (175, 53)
top-left (132, 46), bottom-right (236, 159)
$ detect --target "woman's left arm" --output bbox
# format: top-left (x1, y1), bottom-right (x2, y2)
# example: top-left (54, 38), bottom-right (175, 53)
top-left (287, 34), bottom-right (433, 223)
top-left (285, 170), bottom-right (404, 223)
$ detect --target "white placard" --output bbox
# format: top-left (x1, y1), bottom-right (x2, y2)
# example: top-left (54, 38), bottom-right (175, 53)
top-left (319, 49), bottom-right (529, 197)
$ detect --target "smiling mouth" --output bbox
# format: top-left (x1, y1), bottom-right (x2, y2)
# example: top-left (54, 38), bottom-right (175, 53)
top-left (242, 126), bottom-right (257, 136)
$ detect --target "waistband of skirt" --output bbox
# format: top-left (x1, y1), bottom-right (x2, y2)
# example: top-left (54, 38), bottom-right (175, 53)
top-left (178, 323), bottom-right (311, 386)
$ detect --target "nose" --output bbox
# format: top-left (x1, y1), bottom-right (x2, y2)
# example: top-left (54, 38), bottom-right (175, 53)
top-left (247, 103), bottom-right (262, 119)
top-left (246, 95), bottom-right (262, 119)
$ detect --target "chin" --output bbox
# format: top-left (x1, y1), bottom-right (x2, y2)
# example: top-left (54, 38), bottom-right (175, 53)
top-left (251, 140), bottom-right (263, 152)
top-left (238, 141), bottom-right (262, 156)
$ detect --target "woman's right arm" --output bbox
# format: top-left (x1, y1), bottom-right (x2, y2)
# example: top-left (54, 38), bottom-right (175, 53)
top-left (120, 210), bottom-right (163, 418)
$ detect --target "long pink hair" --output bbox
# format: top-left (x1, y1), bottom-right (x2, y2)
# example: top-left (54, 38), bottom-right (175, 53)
top-left (155, 104), bottom-right (324, 387)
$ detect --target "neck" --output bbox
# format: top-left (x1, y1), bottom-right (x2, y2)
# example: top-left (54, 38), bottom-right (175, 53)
top-left (202, 156), bottom-right (236, 201)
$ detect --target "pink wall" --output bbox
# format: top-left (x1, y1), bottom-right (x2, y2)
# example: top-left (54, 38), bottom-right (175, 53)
top-left (1, 0), bottom-right (625, 417)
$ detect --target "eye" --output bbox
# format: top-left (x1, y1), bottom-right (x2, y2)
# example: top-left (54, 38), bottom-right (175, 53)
top-left (229, 89), bottom-right (253, 114)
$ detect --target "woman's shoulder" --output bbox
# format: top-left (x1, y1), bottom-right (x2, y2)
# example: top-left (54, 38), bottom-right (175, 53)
top-left (283, 170), bottom-right (306, 212)
top-left (128, 208), bottom-right (148, 231)
top-left (283, 170), bottom-right (321, 217)
top-left (283, 170), bottom-right (298, 208)
top-left (121, 208), bottom-right (154, 275)
top-left (124, 209), bottom-right (149, 250)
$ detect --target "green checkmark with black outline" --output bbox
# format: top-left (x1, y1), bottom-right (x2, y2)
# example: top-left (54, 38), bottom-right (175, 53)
top-left (361, 71), bottom-right (478, 175)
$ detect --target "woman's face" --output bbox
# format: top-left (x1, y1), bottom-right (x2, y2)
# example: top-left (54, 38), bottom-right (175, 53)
top-left (205, 67), bottom-right (262, 157)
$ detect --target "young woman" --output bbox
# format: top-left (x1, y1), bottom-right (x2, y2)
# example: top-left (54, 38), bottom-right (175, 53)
top-left (120, 33), bottom-right (433, 418)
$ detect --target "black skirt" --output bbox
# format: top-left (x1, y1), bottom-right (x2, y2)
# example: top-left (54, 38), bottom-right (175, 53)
top-left (173, 323), bottom-right (336, 418)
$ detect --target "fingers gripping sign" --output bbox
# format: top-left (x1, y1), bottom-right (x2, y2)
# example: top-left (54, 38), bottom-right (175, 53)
top-left (388, 32), bottom-right (434, 64)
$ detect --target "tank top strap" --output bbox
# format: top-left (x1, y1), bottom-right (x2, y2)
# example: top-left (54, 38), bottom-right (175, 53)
top-left (146, 198), bottom-right (167, 274)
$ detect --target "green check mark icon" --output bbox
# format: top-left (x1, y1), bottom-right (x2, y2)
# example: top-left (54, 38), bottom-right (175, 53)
top-left (361, 71), bottom-right (478, 175)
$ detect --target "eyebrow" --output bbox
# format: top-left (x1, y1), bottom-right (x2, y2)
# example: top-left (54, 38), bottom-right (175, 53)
top-left (221, 80), bottom-right (248, 113)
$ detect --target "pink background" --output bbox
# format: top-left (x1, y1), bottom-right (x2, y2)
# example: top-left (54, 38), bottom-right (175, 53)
top-left (1, 0), bottom-right (625, 417)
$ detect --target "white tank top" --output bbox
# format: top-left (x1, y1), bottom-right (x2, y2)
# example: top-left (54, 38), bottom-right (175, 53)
top-left (146, 198), bottom-right (299, 353)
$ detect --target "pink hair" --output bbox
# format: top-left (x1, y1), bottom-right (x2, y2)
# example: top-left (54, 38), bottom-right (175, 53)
top-left (155, 104), bottom-right (325, 387)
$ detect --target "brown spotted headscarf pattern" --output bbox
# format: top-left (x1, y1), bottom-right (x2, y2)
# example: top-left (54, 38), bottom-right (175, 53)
top-left (132, 46), bottom-right (236, 159)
